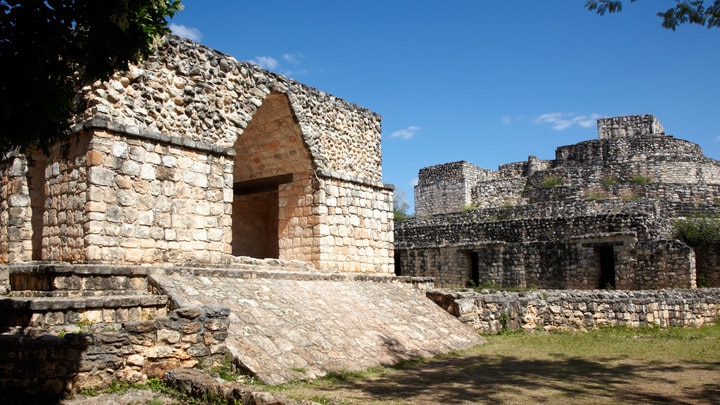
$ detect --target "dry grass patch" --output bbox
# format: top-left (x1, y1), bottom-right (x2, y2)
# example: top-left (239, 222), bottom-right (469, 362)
top-left (270, 324), bottom-right (720, 404)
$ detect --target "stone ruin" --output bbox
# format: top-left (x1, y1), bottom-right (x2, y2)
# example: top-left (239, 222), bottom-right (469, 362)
top-left (396, 114), bottom-right (720, 289)
top-left (1, 35), bottom-right (394, 272)
top-left (0, 35), bottom-right (484, 399)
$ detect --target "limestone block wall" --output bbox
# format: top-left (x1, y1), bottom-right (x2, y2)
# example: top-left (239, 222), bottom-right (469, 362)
top-left (427, 288), bottom-right (720, 334)
top-left (0, 305), bottom-right (230, 398)
top-left (1, 35), bottom-right (394, 271)
top-left (315, 177), bottom-right (394, 273)
top-left (597, 114), bottom-right (664, 139)
top-left (415, 161), bottom-right (494, 216)
top-left (0, 155), bottom-right (32, 262)
top-left (395, 199), bottom-right (698, 289)
top-left (41, 126), bottom-right (234, 264)
top-left (42, 133), bottom-right (92, 263)
top-left (413, 115), bottom-right (720, 214)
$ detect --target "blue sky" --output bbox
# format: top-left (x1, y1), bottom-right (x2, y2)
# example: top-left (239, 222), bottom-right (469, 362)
top-left (170, 1), bottom-right (719, 212)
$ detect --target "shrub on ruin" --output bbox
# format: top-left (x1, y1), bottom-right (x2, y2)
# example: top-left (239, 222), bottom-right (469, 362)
top-left (673, 213), bottom-right (720, 246)
top-left (631, 174), bottom-right (652, 185)
top-left (601, 176), bottom-right (616, 187)
top-left (539, 175), bottom-right (562, 189)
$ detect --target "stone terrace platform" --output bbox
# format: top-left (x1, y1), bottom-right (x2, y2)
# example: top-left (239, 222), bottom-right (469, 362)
top-left (150, 268), bottom-right (485, 385)
top-left (0, 259), bottom-right (485, 384)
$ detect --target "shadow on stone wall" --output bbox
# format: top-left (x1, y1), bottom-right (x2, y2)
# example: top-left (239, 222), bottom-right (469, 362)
top-left (0, 333), bottom-right (89, 403)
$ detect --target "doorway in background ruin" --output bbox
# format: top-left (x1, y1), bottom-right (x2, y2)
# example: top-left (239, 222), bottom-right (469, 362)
top-left (231, 92), bottom-right (314, 261)
top-left (595, 245), bottom-right (616, 289)
top-left (469, 251), bottom-right (480, 287)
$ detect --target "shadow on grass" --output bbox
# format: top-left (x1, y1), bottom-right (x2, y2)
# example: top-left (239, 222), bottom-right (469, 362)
top-left (309, 353), bottom-right (720, 404)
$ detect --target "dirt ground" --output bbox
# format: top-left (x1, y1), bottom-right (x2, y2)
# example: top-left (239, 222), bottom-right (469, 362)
top-left (60, 326), bottom-right (720, 405)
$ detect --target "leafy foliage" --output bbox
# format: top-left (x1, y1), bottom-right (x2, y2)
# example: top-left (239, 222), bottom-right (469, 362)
top-left (673, 213), bottom-right (720, 246)
top-left (585, 0), bottom-right (720, 30)
top-left (393, 189), bottom-right (412, 221)
top-left (631, 174), bottom-right (652, 185)
top-left (538, 175), bottom-right (562, 189)
top-left (0, 0), bottom-right (182, 155)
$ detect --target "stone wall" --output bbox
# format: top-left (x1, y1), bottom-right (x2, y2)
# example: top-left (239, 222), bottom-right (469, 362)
top-left (401, 115), bottom-right (720, 288)
top-left (0, 305), bottom-right (230, 398)
top-left (0, 155), bottom-right (32, 263)
top-left (414, 115), bottom-right (720, 216)
top-left (0, 34), bottom-right (394, 273)
top-left (428, 288), bottom-right (720, 334)
top-left (78, 35), bottom-right (384, 184)
top-left (597, 114), bottom-right (664, 139)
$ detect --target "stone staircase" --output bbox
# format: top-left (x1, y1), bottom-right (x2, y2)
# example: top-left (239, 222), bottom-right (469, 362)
top-left (0, 260), bottom-right (485, 388)
top-left (1, 263), bottom-right (169, 336)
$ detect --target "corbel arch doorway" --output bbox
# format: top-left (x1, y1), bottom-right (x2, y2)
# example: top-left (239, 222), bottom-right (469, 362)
top-left (231, 92), bottom-right (314, 260)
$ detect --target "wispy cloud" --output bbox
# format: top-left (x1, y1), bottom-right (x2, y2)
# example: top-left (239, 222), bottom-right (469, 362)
top-left (249, 56), bottom-right (280, 70)
top-left (533, 113), bottom-right (601, 131)
top-left (501, 115), bottom-right (525, 125)
top-left (390, 126), bottom-right (421, 140)
top-left (169, 24), bottom-right (203, 42)
top-left (249, 54), bottom-right (308, 77)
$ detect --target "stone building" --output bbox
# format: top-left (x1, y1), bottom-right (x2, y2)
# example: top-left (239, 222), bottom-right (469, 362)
top-left (396, 114), bottom-right (720, 289)
top-left (0, 35), bottom-right (394, 274)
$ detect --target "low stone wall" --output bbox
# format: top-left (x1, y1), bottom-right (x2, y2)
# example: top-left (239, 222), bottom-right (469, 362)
top-left (427, 288), bottom-right (720, 334)
top-left (0, 305), bottom-right (230, 399)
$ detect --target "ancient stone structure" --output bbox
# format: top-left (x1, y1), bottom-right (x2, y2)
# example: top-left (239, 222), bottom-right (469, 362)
top-left (0, 35), bottom-right (394, 274)
top-left (428, 288), bottom-right (720, 334)
top-left (396, 115), bottom-right (720, 289)
top-left (0, 35), bottom-right (486, 398)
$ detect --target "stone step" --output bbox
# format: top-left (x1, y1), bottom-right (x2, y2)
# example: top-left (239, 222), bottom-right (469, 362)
top-left (0, 294), bottom-right (169, 333)
top-left (8, 263), bottom-right (151, 293)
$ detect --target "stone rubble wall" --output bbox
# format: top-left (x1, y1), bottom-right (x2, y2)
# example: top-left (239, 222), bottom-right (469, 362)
top-left (415, 161), bottom-right (489, 216)
top-left (396, 238), bottom-right (695, 290)
top-left (0, 305), bottom-right (231, 397)
top-left (413, 115), bottom-right (720, 216)
top-left (0, 34), bottom-right (394, 272)
top-left (396, 205), bottom-right (672, 247)
top-left (597, 114), bottom-right (664, 139)
top-left (78, 35), bottom-right (383, 184)
top-left (427, 288), bottom-right (720, 334)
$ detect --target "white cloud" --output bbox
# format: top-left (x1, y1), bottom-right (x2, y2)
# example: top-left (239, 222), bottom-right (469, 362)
top-left (282, 53), bottom-right (304, 64)
top-left (390, 126), bottom-right (421, 140)
top-left (533, 113), bottom-right (602, 131)
top-left (501, 115), bottom-right (512, 125)
top-left (169, 24), bottom-right (203, 41)
top-left (411, 178), bottom-right (419, 187)
top-left (249, 56), bottom-right (280, 70)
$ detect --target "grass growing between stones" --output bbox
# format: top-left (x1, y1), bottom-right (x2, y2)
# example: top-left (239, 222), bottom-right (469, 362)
top-left (270, 323), bottom-right (720, 404)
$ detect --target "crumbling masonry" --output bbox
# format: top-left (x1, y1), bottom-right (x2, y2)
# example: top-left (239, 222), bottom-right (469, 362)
top-left (0, 36), bottom-right (487, 398)
top-left (0, 35), bottom-right (394, 273)
top-left (395, 114), bottom-right (720, 289)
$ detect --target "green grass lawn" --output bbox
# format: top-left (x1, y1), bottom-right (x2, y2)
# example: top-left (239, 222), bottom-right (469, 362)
top-left (270, 323), bottom-right (720, 404)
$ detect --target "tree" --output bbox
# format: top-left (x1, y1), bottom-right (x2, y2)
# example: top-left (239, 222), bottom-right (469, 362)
top-left (393, 190), bottom-right (412, 222)
top-left (585, 0), bottom-right (720, 29)
top-left (0, 0), bottom-right (182, 155)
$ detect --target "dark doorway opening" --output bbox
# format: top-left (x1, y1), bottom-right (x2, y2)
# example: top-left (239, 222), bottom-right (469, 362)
top-left (232, 174), bottom-right (293, 259)
top-left (394, 252), bottom-right (402, 276)
top-left (596, 245), bottom-right (616, 289)
top-left (470, 251), bottom-right (480, 287)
